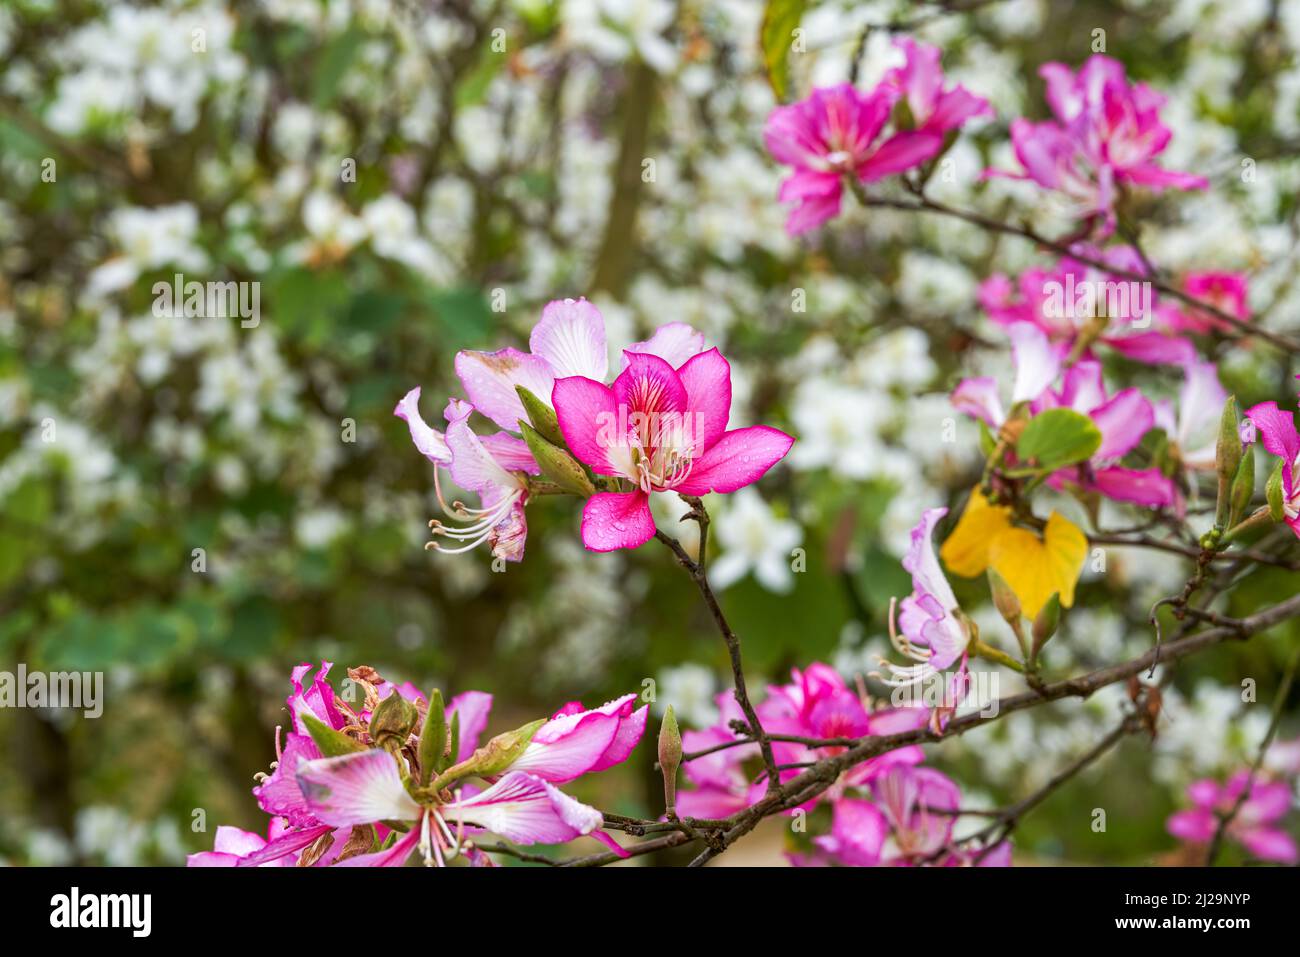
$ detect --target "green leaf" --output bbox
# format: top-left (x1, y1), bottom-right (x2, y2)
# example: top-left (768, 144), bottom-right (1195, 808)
top-left (760, 0), bottom-right (808, 102)
top-left (302, 712), bottom-right (366, 757)
top-left (1015, 408), bottom-right (1102, 472)
top-left (313, 27), bottom-right (367, 107)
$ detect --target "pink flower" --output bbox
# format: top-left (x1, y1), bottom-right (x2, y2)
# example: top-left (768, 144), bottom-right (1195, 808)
top-left (764, 84), bottom-right (943, 234)
top-left (1246, 380), bottom-right (1300, 539)
top-left (977, 246), bottom-right (1195, 365)
top-left (552, 348), bottom-right (794, 552)
top-left (884, 38), bottom-right (992, 135)
top-left (196, 662), bottom-right (647, 867)
top-left (1167, 771), bottom-right (1297, 863)
top-left (395, 390), bottom-right (538, 561)
top-left (397, 298), bottom-right (712, 560)
top-left (1171, 271), bottom-right (1249, 334)
top-left (878, 507), bottom-right (973, 691)
top-left (987, 55), bottom-right (1206, 230)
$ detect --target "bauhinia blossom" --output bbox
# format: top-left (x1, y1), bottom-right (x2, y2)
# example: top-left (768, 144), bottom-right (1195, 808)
top-left (191, 662), bottom-right (647, 867)
top-left (1246, 378), bottom-right (1300, 539)
top-left (977, 246), bottom-right (1196, 366)
top-left (397, 297), bottom-right (722, 560)
top-left (1167, 771), bottom-right (1298, 864)
top-left (552, 347), bottom-right (794, 551)
top-left (877, 508), bottom-right (973, 694)
top-left (764, 85), bottom-right (943, 235)
top-left (987, 55), bottom-right (1207, 230)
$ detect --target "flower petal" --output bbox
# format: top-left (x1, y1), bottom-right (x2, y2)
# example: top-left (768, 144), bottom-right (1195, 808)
top-left (448, 691), bottom-right (493, 762)
top-left (624, 322), bottom-right (707, 370)
top-left (673, 426), bottom-right (794, 495)
top-left (580, 491), bottom-right (657, 552)
top-left (552, 375), bottom-right (624, 475)
top-left (454, 347), bottom-right (557, 431)
top-left (295, 750), bottom-right (422, 828)
top-left (394, 387), bottom-right (451, 465)
top-left (529, 298), bottom-right (608, 380)
top-left (442, 771), bottom-right (603, 845)
top-left (676, 347), bottom-right (731, 453)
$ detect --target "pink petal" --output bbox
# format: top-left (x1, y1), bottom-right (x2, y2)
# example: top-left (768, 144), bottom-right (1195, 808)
top-left (394, 386), bottom-right (451, 465)
top-left (552, 375), bottom-right (622, 474)
top-left (674, 426), bottom-right (795, 496)
top-left (254, 733), bottom-right (322, 827)
top-left (1167, 808), bottom-right (1216, 843)
top-left (448, 690), bottom-right (493, 762)
top-left (509, 707), bottom-right (623, 783)
top-left (1236, 826), bottom-right (1299, 864)
top-left (1008, 321), bottom-right (1060, 403)
top-left (592, 703), bottom-right (649, 772)
top-left (1104, 331), bottom-right (1196, 365)
top-left (857, 130), bottom-right (943, 183)
top-left (480, 432), bottom-right (541, 475)
top-left (444, 398), bottom-right (525, 495)
top-left (295, 750), bottom-right (422, 828)
top-left (624, 322), bottom-right (708, 369)
top-left (580, 491), bottom-right (657, 552)
top-left (613, 351), bottom-right (689, 419)
top-left (1085, 466), bottom-right (1179, 508)
top-left (235, 824), bottom-right (334, 868)
top-left (784, 187), bottom-right (843, 235)
top-left (902, 507), bottom-right (958, 614)
top-left (951, 376), bottom-right (1005, 427)
top-left (676, 347), bottom-right (731, 453)
top-left (333, 820), bottom-right (422, 867)
top-left (454, 347), bottom-right (557, 431)
top-left (1090, 387), bottom-right (1153, 460)
top-left (1245, 401), bottom-right (1300, 493)
top-left (288, 661), bottom-right (346, 735)
top-left (529, 298), bottom-right (608, 380)
top-left (442, 771), bottom-right (603, 845)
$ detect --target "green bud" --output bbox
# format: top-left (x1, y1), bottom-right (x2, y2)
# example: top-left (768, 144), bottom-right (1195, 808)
top-left (1266, 459), bottom-right (1287, 523)
top-left (515, 385), bottom-right (565, 447)
top-left (433, 717), bottom-right (546, 789)
top-left (369, 690), bottom-right (419, 749)
top-left (1030, 593), bottom-right (1061, 660)
top-left (520, 421), bottom-right (596, 497)
top-left (302, 712), bottom-right (366, 757)
top-left (658, 706), bottom-right (682, 816)
top-left (987, 568), bottom-right (1022, 624)
top-left (417, 688), bottom-right (446, 785)
top-left (1215, 396), bottom-right (1242, 528)
top-left (1228, 447), bottom-right (1255, 528)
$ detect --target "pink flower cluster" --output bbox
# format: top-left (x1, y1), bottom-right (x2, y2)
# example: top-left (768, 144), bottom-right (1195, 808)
top-left (189, 662), bottom-right (646, 866)
top-left (764, 38), bottom-right (991, 234)
top-left (1167, 759), bottom-right (1298, 864)
top-left (988, 55), bottom-right (1207, 230)
top-left (396, 298), bottom-right (793, 558)
top-left (677, 661), bottom-right (1005, 866)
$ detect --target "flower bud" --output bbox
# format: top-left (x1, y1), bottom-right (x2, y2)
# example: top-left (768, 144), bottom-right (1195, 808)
top-left (520, 421), bottom-right (596, 497)
top-left (658, 706), bottom-right (682, 817)
top-left (1030, 593), bottom-right (1061, 660)
top-left (515, 385), bottom-right (565, 447)
top-left (1228, 447), bottom-right (1255, 529)
top-left (987, 568), bottom-right (1021, 624)
top-left (369, 691), bottom-right (419, 749)
top-left (417, 688), bottom-right (447, 784)
top-left (1266, 459), bottom-right (1287, 523)
top-left (434, 717), bottom-right (545, 788)
top-left (1215, 395), bottom-right (1242, 528)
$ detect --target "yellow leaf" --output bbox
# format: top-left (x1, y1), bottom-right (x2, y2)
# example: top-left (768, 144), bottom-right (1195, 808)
top-left (940, 487), bottom-right (1013, 578)
top-left (988, 511), bottom-right (1087, 618)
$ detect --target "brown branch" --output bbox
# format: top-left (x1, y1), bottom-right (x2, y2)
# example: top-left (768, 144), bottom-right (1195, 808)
top-left (654, 497), bottom-right (780, 793)
top-left (849, 183), bottom-right (1300, 353)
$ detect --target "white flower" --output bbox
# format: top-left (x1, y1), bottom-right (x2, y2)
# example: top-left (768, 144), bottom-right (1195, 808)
top-left (656, 664), bottom-right (718, 729)
top-left (710, 488), bottom-right (802, 593)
